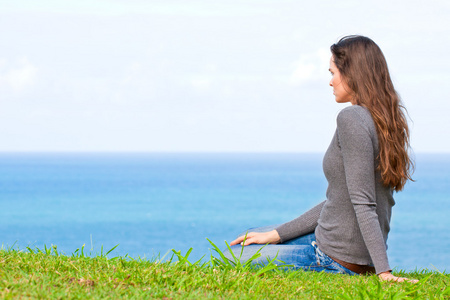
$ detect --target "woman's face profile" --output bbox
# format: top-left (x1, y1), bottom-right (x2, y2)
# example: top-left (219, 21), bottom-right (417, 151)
top-left (329, 57), bottom-right (354, 104)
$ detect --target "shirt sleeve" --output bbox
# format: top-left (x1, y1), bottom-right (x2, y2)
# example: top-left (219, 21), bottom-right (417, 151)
top-left (337, 108), bottom-right (391, 274)
top-left (274, 201), bottom-right (325, 243)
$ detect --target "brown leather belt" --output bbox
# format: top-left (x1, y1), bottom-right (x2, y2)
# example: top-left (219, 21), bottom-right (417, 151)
top-left (329, 256), bottom-right (376, 275)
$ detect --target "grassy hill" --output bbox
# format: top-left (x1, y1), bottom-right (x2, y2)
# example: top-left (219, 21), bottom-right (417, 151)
top-left (1, 244), bottom-right (448, 299)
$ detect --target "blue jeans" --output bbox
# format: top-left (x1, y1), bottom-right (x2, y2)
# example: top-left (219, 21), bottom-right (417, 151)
top-left (223, 225), bottom-right (357, 275)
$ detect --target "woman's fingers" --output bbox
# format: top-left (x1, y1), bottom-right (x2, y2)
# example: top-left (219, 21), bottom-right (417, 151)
top-left (230, 233), bottom-right (253, 246)
top-left (230, 236), bottom-right (245, 246)
top-left (378, 272), bottom-right (419, 283)
top-left (229, 230), bottom-right (280, 246)
top-left (241, 236), bottom-right (257, 246)
top-left (230, 233), bottom-right (258, 246)
top-left (396, 277), bottom-right (419, 283)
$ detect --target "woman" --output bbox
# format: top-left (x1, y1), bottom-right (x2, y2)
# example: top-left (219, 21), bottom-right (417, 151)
top-left (225, 35), bottom-right (416, 282)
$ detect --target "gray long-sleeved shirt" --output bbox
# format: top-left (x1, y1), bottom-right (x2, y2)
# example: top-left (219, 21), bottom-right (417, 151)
top-left (275, 105), bottom-right (395, 274)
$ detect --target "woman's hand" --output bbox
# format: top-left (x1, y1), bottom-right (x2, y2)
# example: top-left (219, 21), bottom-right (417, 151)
top-left (230, 230), bottom-right (281, 246)
top-left (378, 271), bottom-right (419, 283)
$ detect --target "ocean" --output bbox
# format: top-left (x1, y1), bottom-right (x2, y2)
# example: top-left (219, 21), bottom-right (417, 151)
top-left (0, 153), bottom-right (448, 272)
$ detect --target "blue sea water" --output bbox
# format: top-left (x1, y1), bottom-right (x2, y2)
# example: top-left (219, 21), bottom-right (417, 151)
top-left (0, 153), bottom-right (449, 272)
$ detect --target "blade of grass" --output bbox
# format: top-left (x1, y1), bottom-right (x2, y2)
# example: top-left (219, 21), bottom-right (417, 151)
top-left (105, 244), bottom-right (119, 256)
top-left (206, 238), bottom-right (234, 267)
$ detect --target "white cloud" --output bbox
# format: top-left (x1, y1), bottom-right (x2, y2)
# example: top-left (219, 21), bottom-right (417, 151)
top-left (190, 78), bottom-right (212, 91)
top-left (290, 62), bottom-right (316, 84)
top-left (0, 57), bottom-right (37, 91)
top-left (121, 62), bottom-right (142, 85)
top-left (289, 47), bottom-right (330, 86)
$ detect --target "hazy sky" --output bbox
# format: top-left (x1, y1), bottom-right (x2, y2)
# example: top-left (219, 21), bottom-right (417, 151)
top-left (1, 0), bottom-right (449, 152)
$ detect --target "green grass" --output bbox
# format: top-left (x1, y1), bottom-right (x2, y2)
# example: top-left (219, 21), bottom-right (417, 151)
top-left (0, 242), bottom-right (449, 299)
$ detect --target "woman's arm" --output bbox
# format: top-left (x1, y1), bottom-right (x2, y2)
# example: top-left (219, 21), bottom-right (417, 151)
top-left (337, 108), bottom-right (390, 274)
top-left (274, 200), bottom-right (325, 243)
top-left (230, 201), bottom-right (325, 246)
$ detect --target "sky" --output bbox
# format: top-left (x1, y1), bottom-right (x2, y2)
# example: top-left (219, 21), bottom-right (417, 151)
top-left (0, 0), bottom-right (449, 152)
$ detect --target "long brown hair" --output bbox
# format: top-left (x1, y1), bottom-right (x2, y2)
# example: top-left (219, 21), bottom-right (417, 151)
top-left (331, 35), bottom-right (413, 191)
